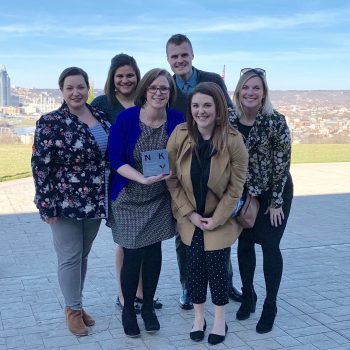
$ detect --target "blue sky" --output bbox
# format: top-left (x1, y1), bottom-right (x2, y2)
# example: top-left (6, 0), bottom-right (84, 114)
top-left (0, 0), bottom-right (349, 90)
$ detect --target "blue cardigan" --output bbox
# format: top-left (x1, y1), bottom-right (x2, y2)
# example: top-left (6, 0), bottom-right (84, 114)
top-left (108, 106), bottom-right (184, 200)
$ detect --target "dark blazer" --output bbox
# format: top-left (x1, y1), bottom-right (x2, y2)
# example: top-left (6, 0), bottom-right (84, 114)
top-left (31, 102), bottom-right (110, 220)
top-left (171, 67), bottom-right (234, 115)
top-left (108, 106), bottom-right (184, 200)
top-left (166, 123), bottom-right (248, 251)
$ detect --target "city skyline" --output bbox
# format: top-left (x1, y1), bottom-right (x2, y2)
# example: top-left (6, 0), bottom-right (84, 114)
top-left (2, 87), bottom-right (349, 145)
top-left (0, 65), bottom-right (11, 107)
top-left (1, 0), bottom-right (349, 91)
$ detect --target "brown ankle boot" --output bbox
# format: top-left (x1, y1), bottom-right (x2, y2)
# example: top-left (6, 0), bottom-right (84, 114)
top-left (82, 308), bottom-right (95, 326)
top-left (65, 307), bottom-right (89, 336)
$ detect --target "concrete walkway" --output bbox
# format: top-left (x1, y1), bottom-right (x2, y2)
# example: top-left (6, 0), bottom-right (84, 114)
top-left (0, 163), bottom-right (350, 350)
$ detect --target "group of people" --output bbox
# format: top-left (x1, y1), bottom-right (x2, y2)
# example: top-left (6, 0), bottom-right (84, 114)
top-left (31, 34), bottom-right (293, 345)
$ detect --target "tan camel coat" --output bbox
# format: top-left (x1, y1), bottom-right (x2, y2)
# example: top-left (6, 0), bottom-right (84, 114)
top-left (166, 123), bottom-right (248, 251)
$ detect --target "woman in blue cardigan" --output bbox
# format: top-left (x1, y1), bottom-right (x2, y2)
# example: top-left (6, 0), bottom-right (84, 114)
top-left (108, 68), bottom-right (184, 337)
top-left (91, 53), bottom-right (162, 312)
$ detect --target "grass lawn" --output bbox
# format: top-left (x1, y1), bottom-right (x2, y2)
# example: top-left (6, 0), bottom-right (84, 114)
top-left (0, 117), bottom-right (37, 127)
top-left (0, 144), bottom-right (32, 182)
top-left (292, 144), bottom-right (350, 163)
top-left (17, 118), bottom-right (37, 127)
top-left (0, 144), bottom-right (349, 182)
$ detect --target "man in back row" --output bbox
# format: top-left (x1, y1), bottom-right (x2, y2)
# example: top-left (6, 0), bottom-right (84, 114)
top-left (166, 33), bottom-right (243, 309)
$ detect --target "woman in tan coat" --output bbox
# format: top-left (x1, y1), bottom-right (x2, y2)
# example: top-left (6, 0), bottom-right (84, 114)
top-left (167, 82), bottom-right (248, 345)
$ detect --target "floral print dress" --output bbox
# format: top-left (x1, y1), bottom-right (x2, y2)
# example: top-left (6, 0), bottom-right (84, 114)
top-left (31, 102), bottom-right (110, 220)
top-left (228, 108), bottom-right (291, 208)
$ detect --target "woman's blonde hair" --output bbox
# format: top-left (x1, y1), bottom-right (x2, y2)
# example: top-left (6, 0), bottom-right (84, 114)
top-left (233, 69), bottom-right (274, 117)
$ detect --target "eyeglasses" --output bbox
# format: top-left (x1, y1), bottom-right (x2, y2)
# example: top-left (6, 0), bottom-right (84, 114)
top-left (147, 85), bottom-right (171, 94)
top-left (240, 68), bottom-right (266, 76)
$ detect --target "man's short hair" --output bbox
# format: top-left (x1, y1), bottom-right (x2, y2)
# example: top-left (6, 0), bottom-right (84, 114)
top-left (166, 34), bottom-right (193, 54)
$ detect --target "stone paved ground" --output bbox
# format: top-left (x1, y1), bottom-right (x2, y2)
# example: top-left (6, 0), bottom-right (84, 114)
top-left (0, 163), bottom-right (350, 350)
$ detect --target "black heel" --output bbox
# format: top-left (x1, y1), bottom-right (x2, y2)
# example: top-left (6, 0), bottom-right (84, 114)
top-left (236, 288), bottom-right (257, 320)
top-left (141, 309), bottom-right (160, 333)
top-left (190, 319), bottom-right (206, 342)
top-left (256, 300), bottom-right (277, 334)
top-left (208, 323), bottom-right (228, 345)
top-left (122, 309), bottom-right (140, 337)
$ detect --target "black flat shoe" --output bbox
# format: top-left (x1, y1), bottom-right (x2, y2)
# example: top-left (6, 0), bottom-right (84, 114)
top-left (190, 319), bottom-right (206, 342)
top-left (116, 296), bottom-right (141, 314)
top-left (179, 289), bottom-right (193, 310)
top-left (135, 296), bottom-right (163, 310)
top-left (256, 300), bottom-right (277, 334)
top-left (228, 286), bottom-right (243, 303)
top-left (236, 288), bottom-right (257, 320)
top-left (141, 309), bottom-right (160, 333)
top-left (122, 309), bottom-right (140, 337)
top-left (208, 323), bottom-right (228, 345)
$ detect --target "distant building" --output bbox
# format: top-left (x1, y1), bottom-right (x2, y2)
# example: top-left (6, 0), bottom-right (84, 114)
top-left (10, 94), bottom-right (20, 106)
top-left (0, 65), bottom-right (11, 106)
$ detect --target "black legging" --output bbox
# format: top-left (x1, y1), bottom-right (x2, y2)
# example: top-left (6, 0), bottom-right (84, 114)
top-left (121, 241), bottom-right (162, 313)
top-left (238, 175), bottom-right (293, 302)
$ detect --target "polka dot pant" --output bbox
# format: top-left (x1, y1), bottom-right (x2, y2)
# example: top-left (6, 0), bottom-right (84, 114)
top-left (187, 228), bottom-right (230, 306)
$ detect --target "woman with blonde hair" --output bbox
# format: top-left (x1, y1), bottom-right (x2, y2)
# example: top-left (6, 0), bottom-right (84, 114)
top-left (229, 68), bottom-right (293, 333)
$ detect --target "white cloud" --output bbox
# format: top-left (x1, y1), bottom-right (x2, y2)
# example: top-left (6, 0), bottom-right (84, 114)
top-left (194, 47), bottom-right (350, 65)
top-left (1, 7), bottom-right (350, 38)
top-left (188, 8), bottom-right (350, 33)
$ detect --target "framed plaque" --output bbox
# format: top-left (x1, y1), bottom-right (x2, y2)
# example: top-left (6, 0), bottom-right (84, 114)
top-left (141, 149), bottom-right (170, 177)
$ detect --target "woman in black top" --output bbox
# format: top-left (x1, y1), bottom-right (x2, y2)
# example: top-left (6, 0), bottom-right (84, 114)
top-left (229, 68), bottom-right (293, 334)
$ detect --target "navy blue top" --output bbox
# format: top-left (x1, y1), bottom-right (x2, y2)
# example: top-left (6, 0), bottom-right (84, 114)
top-left (108, 106), bottom-right (184, 200)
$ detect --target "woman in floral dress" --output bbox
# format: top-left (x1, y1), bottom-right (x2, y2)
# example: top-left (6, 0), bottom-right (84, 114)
top-left (229, 68), bottom-right (293, 334)
top-left (31, 67), bottom-right (110, 336)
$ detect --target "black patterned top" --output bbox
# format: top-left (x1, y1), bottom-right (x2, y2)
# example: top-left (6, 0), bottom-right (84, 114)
top-left (229, 109), bottom-right (291, 208)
